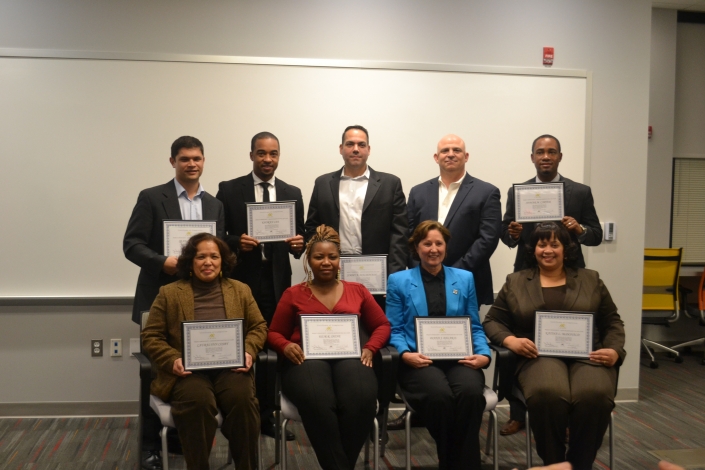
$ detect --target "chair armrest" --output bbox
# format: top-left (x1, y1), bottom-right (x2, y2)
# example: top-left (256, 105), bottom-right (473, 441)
top-left (489, 344), bottom-right (516, 402)
top-left (134, 352), bottom-right (152, 381)
top-left (375, 346), bottom-right (399, 410)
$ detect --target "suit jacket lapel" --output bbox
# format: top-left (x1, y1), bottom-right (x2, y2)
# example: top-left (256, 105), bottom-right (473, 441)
top-left (444, 268), bottom-right (460, 315)
top-left (424, 179), bottom-right (440, 221)
top-left (563, 268), bottom-right (581, 310)
top-left (559, 175), bottom-right (572, 212)
top-left (177, 281), bottom-right (195, 321)
top-left (363, 167), bottom-right (380, 213)
top-left (329, 170), bottom-right (341, 212)
top-left (243, 174), bottom-right (256, 203)
top-left (525, 269), bottom-right (546, 311)
top-left (162, 180), bottom-right (182, 220)
top-left (409, 268), bottom-right (428, 317)
top-left (221, 280), bottom-right (239, 319)
top-left (443, 173), bottom-right (472, 227)
top-left (202, 193), bottom-right (218, 220)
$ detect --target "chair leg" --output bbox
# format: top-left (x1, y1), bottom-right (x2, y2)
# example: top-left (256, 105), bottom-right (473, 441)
top-left (258, 434), bottom-right (263, 470)
top-left (379, 410), bottom-right (388, 458)
top-left (161, 426), bottom-right (169, 470)
top-left (274, 410), bottom-right (281, 465)
top-left (405, 410), bottom-right (412, 470)
top-left (373, 417), bottom-right (380, 470)
top-left (280, 418), bottom-right (289, 470)
top-left (485, 409), bottom-right (494, 457)
top-left (610, 411), bottom-right (615, 470)
top-left (491, 410), bottom-right (499, 470)
top-left (525, 410), bottom-right (532, 468)
top-left (642, 338), bottom-right (681, 358)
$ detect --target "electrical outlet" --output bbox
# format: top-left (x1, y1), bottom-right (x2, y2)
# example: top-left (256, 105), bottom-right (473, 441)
top-left (110, 338), bottom-right (122, 357)
top-left (130, 338), bottom-right (140, 356)
top-left (92, 339), bottom-right (103, 357)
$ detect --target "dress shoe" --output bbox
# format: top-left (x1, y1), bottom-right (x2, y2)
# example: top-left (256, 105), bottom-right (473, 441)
top-left (499, 419), bottom-right (525, 436)
top-left (261, 422), bottom-right (295, 441)
top-left (387, 411), bottom-right (424, 430)
top-left (141, 450), bottom-right (163, 470)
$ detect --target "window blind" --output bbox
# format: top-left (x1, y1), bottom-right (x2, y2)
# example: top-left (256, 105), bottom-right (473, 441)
top-left (672, 158), bottom-right (705, 263)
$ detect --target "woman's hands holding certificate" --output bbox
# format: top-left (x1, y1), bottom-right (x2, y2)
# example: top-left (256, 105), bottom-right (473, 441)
top-left (172, 358), bottom-right (192, 377)
top-left (233, 353), bottom-right (254, 373)
top-left (589, 348), bottom-right (618, 367)
top-left (360, 348), bottom-right (374, 367)
top-left (459, 355), bottom-right (490, 369)
top-left (284, 342), bottom-right (305, 365)
top-left (503, 336), bottom-right (539, 359)
top-left (402, 352), bottom-right (433, 369)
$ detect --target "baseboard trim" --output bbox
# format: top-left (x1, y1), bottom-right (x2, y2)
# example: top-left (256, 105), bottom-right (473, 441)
top-left (0, 401), bottom-right (138, 417)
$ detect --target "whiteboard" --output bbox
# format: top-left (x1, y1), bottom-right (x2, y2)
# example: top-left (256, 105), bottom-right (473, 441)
top-left (0, 56), bottom-right (586, 298)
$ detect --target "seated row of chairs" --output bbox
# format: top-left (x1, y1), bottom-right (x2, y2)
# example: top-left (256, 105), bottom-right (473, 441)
top-left (641, 248), bottom-right (705, 369)
top-left (136, 305), bottom-right (615, 470)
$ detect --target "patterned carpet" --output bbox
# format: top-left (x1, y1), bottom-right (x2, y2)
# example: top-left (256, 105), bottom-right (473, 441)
top-left (2, 350), bottom-right (704, 469)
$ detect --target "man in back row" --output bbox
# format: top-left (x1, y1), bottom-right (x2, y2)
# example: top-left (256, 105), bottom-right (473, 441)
top-left (124, 136), bottom-right (225, 470)
top-left (304, 125), bottom-right (408, 309)
top-left (499, 133), bottom-right (603, 436)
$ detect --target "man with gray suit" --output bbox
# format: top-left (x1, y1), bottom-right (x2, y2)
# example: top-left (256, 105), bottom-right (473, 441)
top-left (305, 125), bottom-right (408, 308)
top-left (498, 134), bottom-right (602, 436)
top-left (123, 135), bottom-right (224, 469)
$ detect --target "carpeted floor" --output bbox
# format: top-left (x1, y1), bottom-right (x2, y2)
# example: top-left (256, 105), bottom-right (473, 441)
top-left (2, 350), bottom-right (705, 469)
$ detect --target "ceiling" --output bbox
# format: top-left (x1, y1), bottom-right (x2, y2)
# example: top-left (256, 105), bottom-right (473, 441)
top-left (653, 0), bottom-right (705, 12)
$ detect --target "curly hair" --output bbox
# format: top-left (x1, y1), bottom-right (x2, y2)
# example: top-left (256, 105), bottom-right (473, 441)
top-left (176, 233), bottom-right (237, 280)
top-left (303, 225), bottom-right (341, 285)
top-left (408, 220), bottom-right (451, 261)
top-left (524, 221), bottom-right (580, 269)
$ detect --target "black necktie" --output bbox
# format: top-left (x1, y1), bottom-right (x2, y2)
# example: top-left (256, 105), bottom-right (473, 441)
top-left (260, 182), bottom-right (272, 260)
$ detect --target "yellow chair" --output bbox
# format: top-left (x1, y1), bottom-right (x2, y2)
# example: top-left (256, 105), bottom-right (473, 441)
top-left (641, 248), bottom-right (684, 369)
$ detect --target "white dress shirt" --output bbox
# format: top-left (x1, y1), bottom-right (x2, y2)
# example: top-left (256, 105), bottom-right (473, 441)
top-left (535, 173), bottom-right (561, 183)
top-left (173, 178), bottom-right (204, 220)
top-left (252, 172), bottom-right (277, 202)
top-left (338, 167), bottom-right (370, 255)
top-left (438, 173), bottom-right (466, 225)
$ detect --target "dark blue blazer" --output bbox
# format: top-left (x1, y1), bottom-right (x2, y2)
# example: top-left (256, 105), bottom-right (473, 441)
top-left (386, 266), bottom-right (490, 357)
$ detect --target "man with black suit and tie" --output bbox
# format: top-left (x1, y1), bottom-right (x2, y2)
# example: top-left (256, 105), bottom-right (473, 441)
top-left (123, 135), bottom-right (225, 470)
top-left (305, 125), bottom-right (408, 308)
top-left (216, 131), bottom-right (304, 439)
top-left (498, 134), bottom-right (603, 437)
top-left (406, 134), bottom-right (502, 308)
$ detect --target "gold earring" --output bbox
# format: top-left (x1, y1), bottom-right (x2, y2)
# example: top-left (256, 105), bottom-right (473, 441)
top-left (219, 271), bottom-right (223, 278)
top-left (189, 271), bottom-right (193, 278)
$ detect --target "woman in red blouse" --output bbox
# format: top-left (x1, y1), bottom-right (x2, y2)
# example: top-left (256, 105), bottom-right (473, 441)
top-left (268, 225), bottom-right (391, 470)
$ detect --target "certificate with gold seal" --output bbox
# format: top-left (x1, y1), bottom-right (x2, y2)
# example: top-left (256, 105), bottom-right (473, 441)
top-left (163, 220), bottom-right (217, 257)
top-left (535, 311), bottom-right (593, 358)
top-left (246, 201), bottom-right (296, 242)
top-left (181, 319), bottom-right (245, 371)
top-left (513, 182), bottom-right (564, 223)
top-left (300, 314), bottom-right (361, 360)
top-left (415, 316), bottom-right (473, 360)
top-left (340, 255), bottom-right (387, 294)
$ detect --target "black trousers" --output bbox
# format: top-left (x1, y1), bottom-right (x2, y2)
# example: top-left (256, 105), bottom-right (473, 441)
top-left (281, 358), bottom-right (378, 470)
top-left (252, 261), bottom-right (278, 429)
top-left (517, 357), bottom-right (617, 470)
top-left (398, 361), bottom-right (486, 470)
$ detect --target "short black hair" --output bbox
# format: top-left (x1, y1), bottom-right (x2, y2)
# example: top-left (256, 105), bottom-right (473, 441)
top-left (171, 136), bottom-right (204, 159)
top-left (176, 233), bottom-right (237, 280)
top-left (531, 134), bottom-right (561, 154)
top-left (250, 132), bottom-right (280, 152)
top-left (341, 125), bottom-right (369, 144)
top-left (524, 222), bottom-right (580, 268)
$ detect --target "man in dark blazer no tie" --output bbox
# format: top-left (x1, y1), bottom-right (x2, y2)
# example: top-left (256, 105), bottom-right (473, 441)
top-left (305, 125), bottom-right (408, 308)
top-left (123, 135), bottom-right (225, 470)
top-left (216, 131), bottom-right (304, 440)
top-left (498, 134), bottom-right (603, 436)
top-left (406, 134), bottom-right (502, 308)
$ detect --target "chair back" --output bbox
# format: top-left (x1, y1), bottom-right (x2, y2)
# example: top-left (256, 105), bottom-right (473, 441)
top-left (643, 248), bottom-right (683, 312)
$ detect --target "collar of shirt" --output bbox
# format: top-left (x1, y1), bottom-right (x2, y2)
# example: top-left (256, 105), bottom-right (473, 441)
top-left (420, 265), bottom-right (445, 282)
top-left (535, 173), bottom-right (561, 183)
top-left (252, 172), bottom-right (277, 203)
top-left (173, 178), bottom-right (204, 200)
top-left (438, 173), bottom-right (466, 190)
top-left (340, 166), bottom-right (370, 181)
top-left (252, 172), bottom-right (276, 188)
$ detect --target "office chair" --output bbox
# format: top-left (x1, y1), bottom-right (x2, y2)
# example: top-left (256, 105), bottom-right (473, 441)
top-left (641, 248), bottom-right (684, 368)
top-left (676, 268), bottom-right (705, 365)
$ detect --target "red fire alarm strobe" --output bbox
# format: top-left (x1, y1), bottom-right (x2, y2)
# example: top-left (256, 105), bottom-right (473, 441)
top-left (543, 47), bottom-right (554, 66)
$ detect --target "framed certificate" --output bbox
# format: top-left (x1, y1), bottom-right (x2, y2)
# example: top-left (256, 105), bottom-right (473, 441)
top-left (246, 201), bottom-right (296, 242)
top-left (415, 316), bottom-right (473, 360)
top-left (339, 255), bottom-right (387, 294)
top-left (181, 319), bottom-right (245, 371)
top-left (300, 314), bottom-right (361, 360)
top-left (534, 310), bottom-right (594, 358)
top-left (163, 220), bottom-right (217, 257)
top-left (513, 182), bottom-right (565, 223)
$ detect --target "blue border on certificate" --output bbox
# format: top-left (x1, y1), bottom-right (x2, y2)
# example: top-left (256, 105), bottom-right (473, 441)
top-left (182, 319), bottom-right (244, 370)
top-left (163, 220), bottom-right (216, 257)
top-left (415, 316), bottom-right (472, 359)
top-left (513, 182), bottom-right (565, 223)
top-left (246, 201), bottom-right (296, 242)
top-left (300, 314), bottom-right (361, 359)
top-left (534, 311), bottom-right (593, 358)
top-left (339, 255), bottom-right (387, 294)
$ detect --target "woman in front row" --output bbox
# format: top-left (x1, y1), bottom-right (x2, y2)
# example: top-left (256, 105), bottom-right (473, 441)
top-left (142, 233), bottom-right (267, 470)
top-left (386, 220), bottom-right (491, 470)
top-left (483, 222), bottom-right (625, 470)
top-left (268, 225), bottom-right (391, 470)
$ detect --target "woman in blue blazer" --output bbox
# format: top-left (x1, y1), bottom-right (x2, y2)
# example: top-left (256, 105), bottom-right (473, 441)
top-left (387, 220), bottom-right (491, 470)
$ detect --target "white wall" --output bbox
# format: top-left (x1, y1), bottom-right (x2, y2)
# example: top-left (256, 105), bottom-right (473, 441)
top-left (674, 22), bottom-right (705, 159)
top-left (0, 0), bottom-right (652, 410)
